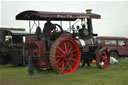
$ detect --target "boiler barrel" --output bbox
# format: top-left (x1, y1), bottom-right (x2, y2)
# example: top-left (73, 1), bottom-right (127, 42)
top-left (75, 39), bottom-right (94, 47)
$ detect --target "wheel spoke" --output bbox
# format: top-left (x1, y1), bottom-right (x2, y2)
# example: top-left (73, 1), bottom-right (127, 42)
top-left (56, 50), bottom-right (63, 55)
top-left (56, 58), bottom-right (62, 64)
top-left (68, 45), bottom-right (73, 53)
top-left (58, 46), bottom-right (65, 54)
top-left (62, 62), bottom-right (64, 72)
top-left (64, 42), bottom-right (67, 52)
top-left (67, 61), bottom-right (72, 71)
top-left (64, 61), bottom-right (68, 71)
top-left (67, 41), bottom-right (71, 49)
top-left (69, 60), bottom-right (73, 66)
top-left (56, 55), bottom-right (63, 58)
top-left (61, 42), bottom-right (65, 51)
top-left (71, 54), bottom-right (78, 57)
top-left (70, 58), bottom-right (79, 62)
top-left (58, 59), bottom-right (64, 67)
top-left (104, 56), bottom-right (108, 63)
top-left (69, 54), bottom-right (78, 59)
top-left (70, 49), bottom-right (77, 53)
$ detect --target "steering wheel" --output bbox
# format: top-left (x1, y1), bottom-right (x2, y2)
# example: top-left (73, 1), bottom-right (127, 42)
top-left (54, 24), bottom-right (63, 32)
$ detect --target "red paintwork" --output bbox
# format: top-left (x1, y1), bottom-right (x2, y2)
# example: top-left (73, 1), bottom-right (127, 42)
top-left (25, 35), bottom-right (45, 57)
top-left (98, 49), bottom-right (110, 69)
top-left (25, 35), bottom-right (51, 70)
top-left (96, 36), bottom-right (128, 56)
top-left (55, 38), bottom-right (80, 74)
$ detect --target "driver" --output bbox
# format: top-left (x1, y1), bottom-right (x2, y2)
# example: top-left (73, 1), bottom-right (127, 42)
top-left (42, 20), bottom-right (56, 51)
top-left (79, 24), bottom-right (89, 39)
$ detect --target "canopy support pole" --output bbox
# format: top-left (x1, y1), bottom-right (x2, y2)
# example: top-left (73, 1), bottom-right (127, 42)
top-left (29, 20), bottom-right (31, 34)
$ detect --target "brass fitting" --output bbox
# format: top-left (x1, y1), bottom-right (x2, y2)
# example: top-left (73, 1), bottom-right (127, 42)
top-left (86, 9), bottom-right (92, 14)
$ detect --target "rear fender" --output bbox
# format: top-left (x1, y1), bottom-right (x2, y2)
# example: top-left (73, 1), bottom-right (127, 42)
top-left (25, 35), bottom-right (45, 57)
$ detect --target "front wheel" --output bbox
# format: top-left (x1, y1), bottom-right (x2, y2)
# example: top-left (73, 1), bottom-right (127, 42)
top-left (96, 49), bottom-right (110, 69)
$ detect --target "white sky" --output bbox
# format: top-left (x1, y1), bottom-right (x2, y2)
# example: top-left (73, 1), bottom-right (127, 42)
top-left (0, 0), bottom-right (128, 37)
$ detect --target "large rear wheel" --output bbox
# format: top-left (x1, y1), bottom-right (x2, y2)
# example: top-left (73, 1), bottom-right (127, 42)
top-left (50, 38), bottom-right (80, 74)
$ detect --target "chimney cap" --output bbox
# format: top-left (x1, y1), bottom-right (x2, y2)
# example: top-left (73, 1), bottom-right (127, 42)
top-left (86, 9), bottom-right (92, 14)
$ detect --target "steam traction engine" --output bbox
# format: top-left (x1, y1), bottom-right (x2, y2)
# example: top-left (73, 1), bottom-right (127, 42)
top-left (16, 9), bottom-right (110, 74)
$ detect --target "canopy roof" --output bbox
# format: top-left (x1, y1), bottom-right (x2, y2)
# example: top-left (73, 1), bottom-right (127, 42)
top-left (0, 26), bottom-right (25, 31)
top-left (16, 10), bottom-right (101, 21)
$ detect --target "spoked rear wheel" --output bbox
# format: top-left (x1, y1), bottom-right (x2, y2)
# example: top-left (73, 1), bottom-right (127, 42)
top-left (96, 49), bottom-right (110, 69)
top-left (50, 38), bottom-right (80, 74)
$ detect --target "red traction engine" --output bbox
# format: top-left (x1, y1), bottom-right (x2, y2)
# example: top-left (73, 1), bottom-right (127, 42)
top-left (16, 9), bottom-right (110, 74)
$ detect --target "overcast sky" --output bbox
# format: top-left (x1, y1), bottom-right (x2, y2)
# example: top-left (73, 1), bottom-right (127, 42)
top-left (0, 1), bottom-right (128, 37)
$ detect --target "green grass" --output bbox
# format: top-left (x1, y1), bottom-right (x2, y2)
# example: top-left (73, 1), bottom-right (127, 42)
top-left (0, 59), bottom-right (128, 85)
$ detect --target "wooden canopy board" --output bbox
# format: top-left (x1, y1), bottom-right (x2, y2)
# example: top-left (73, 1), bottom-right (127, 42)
top-left (16, 10), bottom-right (101, 21)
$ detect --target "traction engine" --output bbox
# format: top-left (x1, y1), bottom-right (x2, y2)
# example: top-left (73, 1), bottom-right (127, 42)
top-left (16, 9), bottom-right (110, 74)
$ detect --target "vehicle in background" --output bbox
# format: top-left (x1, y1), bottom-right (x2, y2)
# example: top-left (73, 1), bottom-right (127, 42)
top-left (96, 36), bottom-right (128, 59)
top-left (0, 27), bottom-right (29, 66)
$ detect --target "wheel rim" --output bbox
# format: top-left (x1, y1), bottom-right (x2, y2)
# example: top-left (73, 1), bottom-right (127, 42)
top-left (96, 49), bottom-right (110, 69)
top-left (50, 38), bottom-right (80, 74)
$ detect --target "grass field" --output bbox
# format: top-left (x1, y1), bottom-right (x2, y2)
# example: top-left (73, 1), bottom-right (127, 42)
top-left (0, 59), bottom-right (128, 85)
